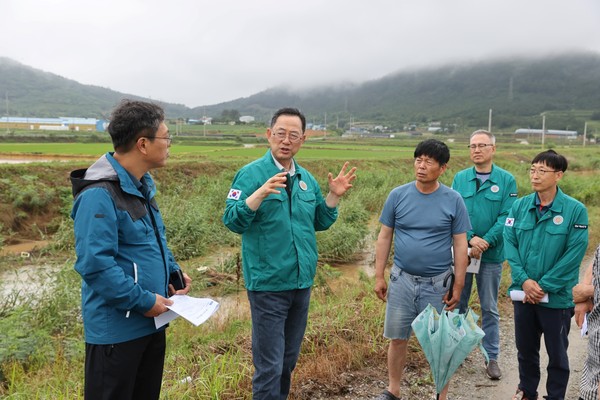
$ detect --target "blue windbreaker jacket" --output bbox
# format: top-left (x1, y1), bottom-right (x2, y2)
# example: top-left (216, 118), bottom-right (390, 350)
top-left (70, 153), bottom-right (180, 344)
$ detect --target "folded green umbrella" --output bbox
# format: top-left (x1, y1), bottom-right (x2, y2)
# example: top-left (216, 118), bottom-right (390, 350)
top-left (411, 304), bottom-right (488, 399)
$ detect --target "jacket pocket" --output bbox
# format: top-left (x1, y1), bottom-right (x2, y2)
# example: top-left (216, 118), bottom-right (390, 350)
top-left (484, 192), bottom-right (502, 202)
top-left (545, 222), bottom-right (569, 236)
top-left (513, 220), bottom-right (535, 231)
top-left (296, 191), bottom-right (316, 220)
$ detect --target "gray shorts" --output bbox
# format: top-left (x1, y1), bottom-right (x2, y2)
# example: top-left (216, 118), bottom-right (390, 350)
top-left (384, 265), bottom-right (451, 340)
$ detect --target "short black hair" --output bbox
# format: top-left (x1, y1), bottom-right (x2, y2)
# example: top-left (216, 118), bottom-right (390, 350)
top-left (414, 139), bottom-right (450, 165)
top-left (107, 99), bottom-right (165, 152)
top-left (270, 107), bottom-right (306, 133)
top-left (532, 149), bottom-right (568, 172)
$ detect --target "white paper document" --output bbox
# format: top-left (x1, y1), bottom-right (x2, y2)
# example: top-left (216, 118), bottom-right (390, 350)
top-left (581, 313), bottom-right (589, 338)
top-left (154, 295), bottom-right (220, 329)
top-left (509, 290), bottom-right (549, 303)
top-left (466, 248), bottom-right (481, 274)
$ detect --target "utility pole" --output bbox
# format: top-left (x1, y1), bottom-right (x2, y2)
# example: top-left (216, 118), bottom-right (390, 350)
top-left (583, 122), bottom-right (587, 147)
top-left (541, 114), bottom-right (546, 149)
top-left (4, 91), bottom-right (7, 132)
top-left (488, 109), bottom-right (492, 133)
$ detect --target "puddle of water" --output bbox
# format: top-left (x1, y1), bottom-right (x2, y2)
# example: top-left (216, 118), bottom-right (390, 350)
top-left (211, 291), bottom-right (250, 326)
top-left (0, 159), bottom-right (53, 164)
top-left (0, 156), bottom-right (94, 164)
top-left (0, 263), bottom-right (58, 305)
top-left (328, 234), bottom-right (376, 291)
top-left (1, 240), bottom-right (49, 257)
top-left (0, 238), bottom-right (375, 316)
top-left (0, 241), bottom-right (55, 306)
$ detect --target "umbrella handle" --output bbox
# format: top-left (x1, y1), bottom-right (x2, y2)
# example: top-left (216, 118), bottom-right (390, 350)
top-left (443, 272), bottom-right (455, 301)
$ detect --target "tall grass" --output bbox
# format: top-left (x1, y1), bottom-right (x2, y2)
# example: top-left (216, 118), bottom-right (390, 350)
top-left (0, 262), bottom-right (387, 399)
top-left (2, 144), bottom-right (600, 398)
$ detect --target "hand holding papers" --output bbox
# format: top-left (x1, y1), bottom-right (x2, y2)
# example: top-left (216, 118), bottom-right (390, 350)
top-left (466, 247), bottom-right (481, 274)
top-left (155, 295), bottom-right (220, 329)
top-left (509, 290), bottom-right (549, 303)
top-left (581, 313), bottom-right (589, 338)
top-left (452, 247), bottom-right (481, 273)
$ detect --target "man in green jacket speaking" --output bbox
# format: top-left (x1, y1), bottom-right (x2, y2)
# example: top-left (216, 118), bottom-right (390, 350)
top-left (452, 129), bottom-right (517, 380)
top-left (504, 149), bottom-right (588, 400)
top-left (222, 107), bottom-right (356, 399)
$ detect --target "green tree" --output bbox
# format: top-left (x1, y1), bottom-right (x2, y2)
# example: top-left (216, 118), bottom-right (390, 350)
top-left (220, 109), bottom-right (241, 123)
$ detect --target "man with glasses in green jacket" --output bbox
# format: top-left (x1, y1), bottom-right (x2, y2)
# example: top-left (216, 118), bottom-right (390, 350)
top-left (505, 149), bottom-right (588, 400)
top-left (452, 130), bottom-right (517, 380)
top-left (222, 107), bottom-right (356, 400)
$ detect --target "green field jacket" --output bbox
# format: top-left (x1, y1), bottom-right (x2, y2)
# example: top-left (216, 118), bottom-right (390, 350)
top-left (451, 164), bottom-right (517, 263)
top-left (504, 188), bottom-right (589, 308)
top-left (222, 151), bottom-right (338, 291)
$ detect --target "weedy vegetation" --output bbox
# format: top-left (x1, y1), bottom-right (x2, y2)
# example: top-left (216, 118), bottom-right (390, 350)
top-left (0, 137), bottom-right (599, 398)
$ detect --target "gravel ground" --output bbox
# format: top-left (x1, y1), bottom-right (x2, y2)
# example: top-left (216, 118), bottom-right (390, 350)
top-left (313, 302), bottom-right (588, 400)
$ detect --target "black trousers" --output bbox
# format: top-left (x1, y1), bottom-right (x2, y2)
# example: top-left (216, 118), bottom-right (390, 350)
top-left (84, 330), bottom-right (166, 400)
top-left (513, 302), bottom-right (573, 400)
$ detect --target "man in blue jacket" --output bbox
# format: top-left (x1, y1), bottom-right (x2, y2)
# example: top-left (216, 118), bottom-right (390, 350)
top-left (223, 107), bottom-right (356, 399)
top-left (71, 100), bottom-right (191, 400)
top-left (505, 149), bottom-right (588, 400)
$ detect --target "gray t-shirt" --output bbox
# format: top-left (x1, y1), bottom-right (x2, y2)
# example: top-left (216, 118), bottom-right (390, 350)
top-left (379, 181), bottom-right (471, 276)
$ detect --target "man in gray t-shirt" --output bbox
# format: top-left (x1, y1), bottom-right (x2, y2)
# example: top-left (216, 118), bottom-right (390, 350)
top-left (374, 139), bottom-right (470, 400)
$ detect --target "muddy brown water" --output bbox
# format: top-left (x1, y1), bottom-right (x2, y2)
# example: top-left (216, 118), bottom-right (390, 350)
top-left (1, 240), bottom-right (48, 257)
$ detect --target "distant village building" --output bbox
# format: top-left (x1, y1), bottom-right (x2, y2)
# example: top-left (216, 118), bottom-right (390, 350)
top-left (514, 128), bottom-right (578, 139)
top-left (239, 115), bottom-right (255, 123)
top-left (427, 121), bottom-right (442, 133)
top-left (0, 117), bottom-right (106, 132)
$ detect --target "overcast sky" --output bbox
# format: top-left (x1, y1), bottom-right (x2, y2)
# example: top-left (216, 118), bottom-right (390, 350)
top-left (1, 0), bottom-right (599, 108)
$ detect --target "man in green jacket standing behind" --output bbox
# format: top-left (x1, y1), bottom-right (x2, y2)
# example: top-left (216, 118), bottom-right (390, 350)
top-left (504, 149), bottom-right (588, 400)
top-left (452, 129), bottom-right (517, 380)
top-left (222, 107), bottom-right (356, 400)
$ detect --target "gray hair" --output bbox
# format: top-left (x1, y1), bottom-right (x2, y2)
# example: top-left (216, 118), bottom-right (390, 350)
top-left (470, 129), bottom-right (496, 145)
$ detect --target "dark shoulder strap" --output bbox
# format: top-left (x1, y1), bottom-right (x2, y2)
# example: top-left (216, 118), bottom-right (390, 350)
top-left (78, 181), bottom-right (147, 221)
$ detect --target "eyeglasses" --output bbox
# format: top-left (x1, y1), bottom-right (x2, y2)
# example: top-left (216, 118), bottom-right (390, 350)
top-left (272, 130), bottom-right (303, 143)
top-left (529, 168), bottom-right (559, 176)
top-left (467, 144), bottom-right (494, 150)
top-left (142, 136), bottom-right (172, 144)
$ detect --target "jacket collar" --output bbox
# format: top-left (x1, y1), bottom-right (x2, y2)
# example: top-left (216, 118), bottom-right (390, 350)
top-left (467, 164), bottom-right (498, 182)
top-left (85, 152), bottom-right (156, 198)
top-left (528, 187), bottom-right (565, 214)
top-left (262, 150), bottom-right (303, 179)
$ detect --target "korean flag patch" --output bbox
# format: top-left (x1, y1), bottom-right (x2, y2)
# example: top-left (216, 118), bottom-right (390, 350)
top-left (227, 188), bottom-right (242, 200)
top-left (505, 217), bottom-right (515, 227)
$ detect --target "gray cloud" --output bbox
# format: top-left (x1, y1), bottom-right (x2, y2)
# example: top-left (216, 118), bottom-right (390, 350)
top-left (1, 0), bottom-right (599, 107)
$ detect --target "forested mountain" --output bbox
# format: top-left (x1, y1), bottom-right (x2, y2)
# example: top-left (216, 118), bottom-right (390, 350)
top-left (201, 52), bottom-right (600, 131)
top-left (2, 53), bottom-right (600, 131)
top-left (0, 57), bottom-right (190, 119)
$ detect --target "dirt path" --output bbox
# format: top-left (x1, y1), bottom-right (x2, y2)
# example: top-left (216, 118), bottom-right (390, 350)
top-left (318, 302), bottom-right (588, 400)
top-left (320, 262), bottom-right (591, 400)
top-left (447, 307), bottom-right (587, 400)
